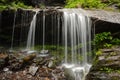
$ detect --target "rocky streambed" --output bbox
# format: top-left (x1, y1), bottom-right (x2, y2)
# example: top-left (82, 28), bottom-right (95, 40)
top-left (86, 46), bottom-right (120, 80)
top-left (0, 50), bottom-right (66, 80)
top-left (1, 46), bottom-right (120, 80)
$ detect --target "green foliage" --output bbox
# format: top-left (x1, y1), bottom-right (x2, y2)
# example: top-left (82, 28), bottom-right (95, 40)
top-left (65, 0), bottom-right (106, 9)
top-left (93, 32), bottom-right (120, 49)
top-left (94, 32), bottom-right (113, 49)
top-left (100, 67), bottom-right (120, 73)
top-left (111, 38), bottom-right (120, 45)
top-left (65, 0), bottom-right (83, 8)
top-left (103, 43), bottom-right (113, 48)
top-left (96, 50), bottom-right (102, 56)
top-left (65, 0), bottom-right (120, 11)
top-left (100, 67), bottom-right (114, 73)
top-left (39, 3), bottom-right (46, 9)
top-left (0, 0), bottom-right (32, 11)
top-left (108, 0), bottom-right (120, 4)
top-left (82, 0), bottom-right (106, 9)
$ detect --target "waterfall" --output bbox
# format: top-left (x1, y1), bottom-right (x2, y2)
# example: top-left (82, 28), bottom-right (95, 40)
top-left (62, 9), bottom-right (92, 80)
top-left (26, 11), bottom-right (38, 50)
top-left (42, 10), bottom-right (45, 50)
top-left (10, 12), bottom-right (17, 50)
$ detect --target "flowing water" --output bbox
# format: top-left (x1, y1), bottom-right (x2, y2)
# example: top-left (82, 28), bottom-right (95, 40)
top-left (10, 12), bottom-right (17, 50)
top-left (6, 8), bottom-right (93, 79)
top-left (26, 11), bottom-right (38, 50)
top-left (62, 9), bottom-right (92, 80)
top-left (42, 10), bottom-right (45, 51)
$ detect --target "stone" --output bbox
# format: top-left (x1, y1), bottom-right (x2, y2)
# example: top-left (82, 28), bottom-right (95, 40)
top-left (101, 49), bottom-right (114, 53)
top-left (3, 67), bottom-right (9, 72)
top-left (86, 46), bottom-right (120, 80)
top-left (23, 53), bottom-right (36, 63)
top-left (98, 56), bottom-right (105, 60)
top-left (27, 74), bottom-right (32, 78)
top-left (0, 53), bottom-right (8, 59)
top-left (23, 70), bottom-right (27, 75)
top-left (28, 66), bottom-right (39, 76)
top-left (48, 60), bottom-right (53, 68)
top-left (0, 54), bottom-right (8, 69)
top-left (40, 50), bottom-right (49, 54)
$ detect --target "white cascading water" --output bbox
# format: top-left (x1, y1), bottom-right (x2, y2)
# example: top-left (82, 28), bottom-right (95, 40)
top-left (62, 9), bottom-right (92, 80)
top-left (10, 12), bottom-right (16, 50)
top-left (42, 11), bottom-right (45, 51)
top-left (26, 11), bottom-right (38, 50)
top-left (40, 10), bottom-right (49, 55)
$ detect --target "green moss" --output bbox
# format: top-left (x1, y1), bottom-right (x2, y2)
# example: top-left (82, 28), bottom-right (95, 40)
top-left (96, 50), bottom-right (102, 56)
top-left (110, 52), bottom-right (117, 56)
top-left (100, 67), bottom-right (120, 73)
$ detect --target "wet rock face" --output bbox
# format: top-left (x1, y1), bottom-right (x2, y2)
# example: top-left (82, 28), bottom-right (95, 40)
top-left (0, 9), bottom-right (63, 48)
top-left (0, 9), bottom-right (34, 47)
top-left (86, 46), bottom-right (120, 80)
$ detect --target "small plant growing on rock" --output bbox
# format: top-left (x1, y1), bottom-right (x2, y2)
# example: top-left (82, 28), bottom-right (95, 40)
top-left (94, 32), bottom-right (113, 49)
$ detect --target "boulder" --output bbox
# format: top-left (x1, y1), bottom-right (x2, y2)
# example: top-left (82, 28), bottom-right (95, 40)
top-left (0, 54), bottom-right (8, 69)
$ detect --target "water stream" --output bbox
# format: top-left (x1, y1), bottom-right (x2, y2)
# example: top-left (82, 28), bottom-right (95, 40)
top-left (42, 10), bottom-right (45, 51)
top-left (7, 8), bottom-right (93, 79)
top-left (26, 11), bottom-right (38, 50)
top-left (10, 12), bottom-right (17, 50)
top-left (62, 9), bottom-right (92, 80)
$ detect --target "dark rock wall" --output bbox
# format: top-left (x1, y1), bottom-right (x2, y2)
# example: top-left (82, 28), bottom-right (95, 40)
top-left (35, 10), bottom-right (62, 46)
top-left (0, 9), bottom-right (34, 48)
top-left (0, 10), bottom-right (15, 47)
top-left (0, 9), bottom-right (120, 48)
top-left (0, 9), bottom-right (63, 48)
top-left (92, 18), bottom-right (120, 38)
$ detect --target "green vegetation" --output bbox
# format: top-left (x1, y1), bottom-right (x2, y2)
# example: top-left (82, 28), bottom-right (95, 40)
top-left (93, 32), bottom-right (120, 49)
top-left (96, 50), bottom-right (102, 56)
top-left (65, 0), bottom-right (106, 9)
top-left (0, 0), bottom-right (120, 11)
top-left (100, 67), bottom-right (120, 73)
top-left (65, 0), bottom-right (120, 11)
top-left (34, 45), bottom-right (65, 62)
top-left (0, 0), bottom-right (32, 11)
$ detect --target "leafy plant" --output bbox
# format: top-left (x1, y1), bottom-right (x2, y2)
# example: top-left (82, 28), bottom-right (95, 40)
top-left (65, 0), bottom-right (106, 9)
top-left (82, 0), bottom-right (106, 9)
top-left (111, 38), bottom-right (120, 45)
top-left (96, 50), bottom-right (102, 56)
top-left (93, 32), bottom-right (112, 49)
top-left (100, 67), bottom-right (120, 73)
top-left (0, 0), bottom-right (32, 11)
top-left (93, 32), bottom-right (120, 49)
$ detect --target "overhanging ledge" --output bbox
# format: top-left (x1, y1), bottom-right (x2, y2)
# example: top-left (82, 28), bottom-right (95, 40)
top-left (60, 8), bottom-right (120, 24)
